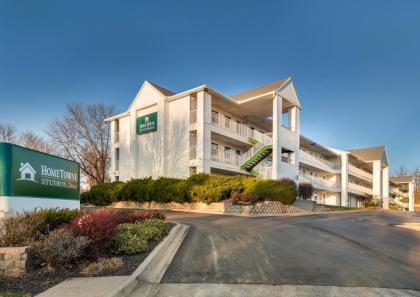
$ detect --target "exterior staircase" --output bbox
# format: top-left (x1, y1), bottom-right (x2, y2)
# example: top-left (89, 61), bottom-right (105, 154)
top-left (240, 138), bottom-right (272, 177)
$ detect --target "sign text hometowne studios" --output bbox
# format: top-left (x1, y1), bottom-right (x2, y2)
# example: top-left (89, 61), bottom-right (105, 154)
top-left (40, 165), bottom-right (78, 189)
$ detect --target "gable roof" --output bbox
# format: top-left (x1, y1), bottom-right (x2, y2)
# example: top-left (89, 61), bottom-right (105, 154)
top-left (347, 146), bottom-right (386, 162)
top-left (19, 162), bottom-right (36, 174)
top-left (230, 77), bottom-right (289, 101)
top-left (147, 81), bottom-right (176, 96)
top-left (390, 176), bottom-right (414, 184)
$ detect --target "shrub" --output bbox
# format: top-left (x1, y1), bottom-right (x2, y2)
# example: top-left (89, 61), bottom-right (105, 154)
top-left (298, 183), bottom-right (313, 200)
top-left (363, 198), bottom-right (381, 208)
top-left (188, 175), bottom-right (246, 204)
top-left (63, 209), bottom-right (164, 258)
top-left (110, 224), bottom-right (148, 255)
top-left (110, 219), bottom-right (168, 255)
top-left (81, 257), bottom-right (123, 274)
top-left (231, 192), bottom-right (258, 204)
top-left (279, 178), bottom-right (297, 188)
top-left (0, 208), bottom-right (81, 247)
top-left (32, 229), bottom-right (90, 269)
top-left (138, 218), bottom-right (169, 241)
top-left (244, 179), bottom-right (297, 204)
top-left (81, 174), bottom-right (298, 206)
top-left (82, 182), bottom-right (125, 205)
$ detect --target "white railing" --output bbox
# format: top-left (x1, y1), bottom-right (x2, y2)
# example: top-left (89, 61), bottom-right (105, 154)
top-left (190, 110), bottom-right (197, 124)
top-left (299, 173), bottom-right (338, 189)
top-left (211, 112), bottom-right (272, 145)
top-left (189, 146), bottom-right (197, 160)
top-left (348, 182), bottom-right (373, 195)
top-left (211, 148), bottom-right (240, 166)
top-left (255, 163), bottom-right (272, 179)
top-left (348, 164), bottom-right (373, 181)
top-left (114, 132), bottom-right (119, 143)
top-left (299, 149), bottom-right (338, 170)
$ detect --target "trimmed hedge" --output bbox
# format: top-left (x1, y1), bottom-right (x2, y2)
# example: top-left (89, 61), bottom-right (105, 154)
top-left (82, 174), bottom-right (298, 206)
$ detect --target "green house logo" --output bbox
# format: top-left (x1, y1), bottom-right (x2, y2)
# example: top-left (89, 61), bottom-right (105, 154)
top-left (18, 162), bottom-right (38, 183)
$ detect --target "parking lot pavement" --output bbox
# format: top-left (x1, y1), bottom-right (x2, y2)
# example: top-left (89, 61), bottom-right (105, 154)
top-left (162, 211), bottom-right (420, 290)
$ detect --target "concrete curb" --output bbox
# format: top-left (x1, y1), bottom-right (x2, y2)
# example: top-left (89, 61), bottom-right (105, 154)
top-left (104, 222), bottom-right (189, 297)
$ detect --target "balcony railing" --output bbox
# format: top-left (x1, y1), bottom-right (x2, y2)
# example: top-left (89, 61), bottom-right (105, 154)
top-left (254, 162), bottom-right (272, 179)
top-left (190, 110), bottom-right (197, 124)
top-left (189, 146), bottom-right (197, 160)
top-left (348, 164), bottom-right (373, 181)
top-left (211, 112), bottom-right (272, 145)
top-left (299, 149), bottom-right (338, 170)
top-left (299, 173), bottom-right (338, 189)
top-left (211, 148), bottom-right (240, 166)
top-left (348, 182), bottom-right (373, 195)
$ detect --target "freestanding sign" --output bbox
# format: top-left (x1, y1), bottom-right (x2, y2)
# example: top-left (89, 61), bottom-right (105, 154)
top-left (136, 112), bottom-right (158, 135)
top-left (0, 142), bottom-right (80, 215)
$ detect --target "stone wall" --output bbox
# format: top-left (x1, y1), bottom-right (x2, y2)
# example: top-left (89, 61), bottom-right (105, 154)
top-left (108, 199), bottom-right (327, 216)
top-left (0, 246), bottom-right (33, 277)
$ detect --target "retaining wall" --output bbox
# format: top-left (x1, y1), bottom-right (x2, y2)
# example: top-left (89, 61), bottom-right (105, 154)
top-left (0, 246), bottom-right (34, 277)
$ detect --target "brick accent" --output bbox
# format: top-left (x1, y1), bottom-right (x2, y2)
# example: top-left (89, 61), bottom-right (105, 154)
top-left (0, 246), bottom-right (33, 277)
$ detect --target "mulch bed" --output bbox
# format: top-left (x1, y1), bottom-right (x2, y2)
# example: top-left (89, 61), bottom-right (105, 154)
top-left (0, 224), bottom-right (173, 297)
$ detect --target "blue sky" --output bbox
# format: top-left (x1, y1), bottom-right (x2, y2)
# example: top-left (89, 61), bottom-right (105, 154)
top-left (0, 0), bottom-right (419, 172)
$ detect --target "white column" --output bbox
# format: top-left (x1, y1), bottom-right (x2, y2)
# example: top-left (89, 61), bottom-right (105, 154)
top-left (196, 91), bottom-right (211, 173)
top-left (110, 120), bottom-right (116, 181)
top-left (289, 106), bottom-right (299, 133)
top-left (272, 95), bottom-right (282, 180)
top-left (340, 153), bottom-right (349, 207)
top-left (382, 166), bottom-right (390, 209)
top-left (409, 182), bottom-right (415, 212)
top-left (129, 110), bottom-right (137, 178)
top-left (157, 99), bottom-right (168, 177)
top-left (373, 160), bottom-right (382, 201)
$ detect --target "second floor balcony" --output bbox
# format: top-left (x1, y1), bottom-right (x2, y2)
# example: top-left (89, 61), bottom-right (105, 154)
top-left (211, 111), bottom-right (272, 145)
top-left (299, 149), bottom-right (339, 172)
top-left (348, 182), bottom-right (373, 196)
top-left (299, 172), bottom-right (338, 190)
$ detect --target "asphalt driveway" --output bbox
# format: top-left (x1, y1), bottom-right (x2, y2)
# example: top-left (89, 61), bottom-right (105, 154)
top-left (162, 211), bottom-right (420, 290)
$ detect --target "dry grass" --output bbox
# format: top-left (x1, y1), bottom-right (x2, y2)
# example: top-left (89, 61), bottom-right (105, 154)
top-left (81, 257), bottom-right (123, 275)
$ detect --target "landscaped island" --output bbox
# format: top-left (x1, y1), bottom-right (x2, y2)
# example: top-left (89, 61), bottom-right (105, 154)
top-left (0, 208), bottom-right (168, 296)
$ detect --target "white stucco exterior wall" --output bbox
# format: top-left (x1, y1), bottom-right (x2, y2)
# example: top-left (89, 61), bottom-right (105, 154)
top-left (373, 160), bottom-right (382, 200)
top-left (382, 166), bottom-right (389, 209)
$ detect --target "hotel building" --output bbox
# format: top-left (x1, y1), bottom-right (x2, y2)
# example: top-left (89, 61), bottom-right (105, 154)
top-left (106, 78), bottom-right (392, 208)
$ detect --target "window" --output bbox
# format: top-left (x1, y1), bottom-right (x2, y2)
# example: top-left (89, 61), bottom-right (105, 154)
top-left (211, 110), bottom-right (218, 124)
top-left (114, 120), bottom-right (120, 143)
top-left (236, 121), bottom-right (241, 133)
top-left (211, 143), bottom-right (219, 160)
top-left (224, 146), bottom-right (232, 163)
top-left (225, 116), bottom-right (231, 129)
top-left (115, 176), bottom-right (119, 182)
top-left (189, 167), bottom-right (197, 176)
top-left (281, 148), bottom-right (295, 164)
top-left (115, 148), bottom-right (120, 171)
top-left (25, 173), bottom-right (31, 179)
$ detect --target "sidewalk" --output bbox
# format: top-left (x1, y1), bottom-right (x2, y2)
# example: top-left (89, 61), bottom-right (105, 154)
top-left (130, 283), bottom-right (420, 297)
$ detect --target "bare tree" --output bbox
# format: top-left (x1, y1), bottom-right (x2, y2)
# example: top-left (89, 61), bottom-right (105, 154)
top-left (18, 131), bottom-right (55, 154)
top-left (395, 165), bottom-right (410, 176)
top-left (47, 103), bottom-right (116, 186)
top-left (299, 183), bottom-right (313, 200)
top-left (0, 122), bottom-right (17, 143)
top-left (413, 165), bottom-right (420, 189)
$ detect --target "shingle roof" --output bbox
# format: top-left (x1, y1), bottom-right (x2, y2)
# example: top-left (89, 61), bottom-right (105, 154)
top-left (230, 77), bottom-right (289, 101)
top-left (347, 146), bottom-right (385, 161)
top-left (148, 81), bottom-right (176, 96)
top-left (390, 176), bottom-right (414, 183)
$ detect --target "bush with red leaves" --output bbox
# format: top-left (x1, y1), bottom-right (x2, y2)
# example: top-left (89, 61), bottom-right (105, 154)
top-left (63, 209), bottom-right (164, 258)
